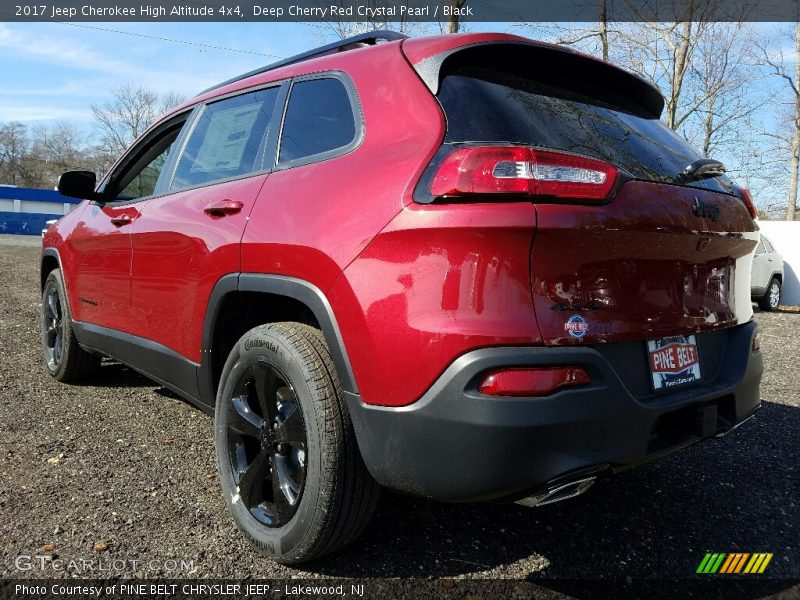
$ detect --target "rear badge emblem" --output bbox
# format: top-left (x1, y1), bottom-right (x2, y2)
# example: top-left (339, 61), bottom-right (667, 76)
top-left (692, 196), bottom-right (720, 222)
top-left (565, 314), bottom-right (588, 339)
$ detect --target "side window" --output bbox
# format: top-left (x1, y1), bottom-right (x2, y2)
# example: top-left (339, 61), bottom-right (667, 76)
top-left (756, 240), bottom-right (767, 255)
top-left (278, 77), bottom-right (357, 165)
top-left (171, 87), bottom-right (279, 191)
top-left (109, 123), bottom-right (184, 202)
top-left (763, 238), bottom-right (774, 253)
top-left (118, 142), bottom-right (175, 200)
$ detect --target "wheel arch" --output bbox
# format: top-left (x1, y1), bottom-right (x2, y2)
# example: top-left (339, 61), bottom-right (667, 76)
top-left (199, 274), bottom-right (359, 408)
top-left (41, 247), bottom-right (61, 292)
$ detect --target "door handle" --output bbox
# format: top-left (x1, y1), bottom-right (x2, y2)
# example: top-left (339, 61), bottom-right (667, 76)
top-left (204, 199), bottom-right (244, 217)
top-left (110, 214), bottom-right (133, 227)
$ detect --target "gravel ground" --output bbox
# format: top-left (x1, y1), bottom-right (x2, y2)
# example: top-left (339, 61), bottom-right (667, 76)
top-left (0, 241), bottom-right (797, 594)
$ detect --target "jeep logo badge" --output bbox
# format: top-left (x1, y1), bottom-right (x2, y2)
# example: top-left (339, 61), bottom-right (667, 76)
top-left (692, 196), bottom-right (720, 222)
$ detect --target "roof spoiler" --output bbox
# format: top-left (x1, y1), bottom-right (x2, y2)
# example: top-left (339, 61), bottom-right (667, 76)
top-left (201, 30), bottom-right (409, 94)
top-left (410, 41), bottom-right (665, 119)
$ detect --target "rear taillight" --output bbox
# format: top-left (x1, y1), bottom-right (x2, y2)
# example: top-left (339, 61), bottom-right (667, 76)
top-left (429, 146), bottom-right (618, 201)
top-left (737, 186), bottom-right (758, 219)
top-left (478, 366), bottom-right (590, 397)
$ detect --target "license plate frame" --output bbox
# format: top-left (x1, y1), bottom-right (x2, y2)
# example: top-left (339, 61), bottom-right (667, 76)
top-left (646, 334), bottom-right (702, 392)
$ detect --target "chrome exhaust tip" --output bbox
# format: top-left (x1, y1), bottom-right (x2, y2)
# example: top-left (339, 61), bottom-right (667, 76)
top-left (714, 409), bottom-right (759, 439)
top-left (516, 476), bottom-right (597, 508)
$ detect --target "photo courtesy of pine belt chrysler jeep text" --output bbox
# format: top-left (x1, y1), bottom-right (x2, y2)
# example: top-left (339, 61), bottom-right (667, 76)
top-left (41, 31), bottom-right (764, 563)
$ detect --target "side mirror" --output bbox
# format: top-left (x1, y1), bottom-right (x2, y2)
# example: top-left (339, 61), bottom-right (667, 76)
top-left (57, 170), bottom-right (98, 200)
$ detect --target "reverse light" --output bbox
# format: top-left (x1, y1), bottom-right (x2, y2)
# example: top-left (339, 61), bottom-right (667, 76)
top-left (478, 367), bottom-right (590, 397)
top-left (737, 186), bottom-right (758, 219)
top-left (430, 146), bottom-right (618, 201)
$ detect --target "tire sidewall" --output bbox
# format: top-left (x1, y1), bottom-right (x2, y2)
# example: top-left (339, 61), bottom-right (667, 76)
top-left (42, 270), bottom-right (68, 378)
top-left (214, 326), bottom-right (326, 560)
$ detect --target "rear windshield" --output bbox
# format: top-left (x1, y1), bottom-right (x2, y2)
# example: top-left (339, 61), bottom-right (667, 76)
top-left (438, 64), bottom-right (728, 193)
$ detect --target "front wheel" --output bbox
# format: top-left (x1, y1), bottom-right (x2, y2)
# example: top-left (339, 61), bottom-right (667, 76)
top-left (758, 277), bottom-right (781, 311)
top-left (214, 322), bottom-right (379, 563)
top-left (41, 269), bottom-right (100, 382)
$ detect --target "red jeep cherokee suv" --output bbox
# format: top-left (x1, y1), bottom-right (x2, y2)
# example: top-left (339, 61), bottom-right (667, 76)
top-left (41, 31), bottom-right (763, 563)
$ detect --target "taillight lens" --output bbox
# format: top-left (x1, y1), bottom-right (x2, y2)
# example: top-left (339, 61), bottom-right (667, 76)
top-left (478, 367), bottom-right (590, 397)
top-left (737, 186), bottom-right (758, 219)
top-left (430, 146), bottom-right (617, 201)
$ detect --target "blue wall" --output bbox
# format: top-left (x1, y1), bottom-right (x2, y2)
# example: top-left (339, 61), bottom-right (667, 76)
top-left (0, 186), bottom-right (81, 235)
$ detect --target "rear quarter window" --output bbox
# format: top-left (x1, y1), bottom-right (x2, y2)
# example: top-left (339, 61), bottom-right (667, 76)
top-left (278, 77), bottom-right (358, 166)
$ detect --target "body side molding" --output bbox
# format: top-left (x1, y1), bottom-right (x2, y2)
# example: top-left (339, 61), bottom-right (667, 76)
top-left (70, 320), bottom-right (205, 412)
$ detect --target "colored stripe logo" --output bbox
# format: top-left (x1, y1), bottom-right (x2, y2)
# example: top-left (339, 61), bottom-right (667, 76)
top-left (697, 552), bottom-right (773, 574)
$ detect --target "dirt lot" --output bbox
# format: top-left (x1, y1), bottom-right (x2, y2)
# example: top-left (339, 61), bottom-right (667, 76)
top-left (0, 239), bottom-right (797, 591)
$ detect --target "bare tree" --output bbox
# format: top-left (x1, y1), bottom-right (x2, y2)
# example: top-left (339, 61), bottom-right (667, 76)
top-left (91, 84), bottom-right (184, 158)
top-left (30, 122), bottom-right (92, 188)
top-left (756, 23), bottom-right (800, 221)
top-left (0, 122), bottom-right (32, 186)
top-left (446, 0), bottom-right (467, 34)
top-left (683, 23), bottom-right (770, 158)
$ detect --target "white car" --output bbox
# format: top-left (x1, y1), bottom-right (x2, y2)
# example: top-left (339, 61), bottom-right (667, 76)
top-left (41, 219), bottom-right (57, 238)
top-left (751, 234), bottom-right (784, 311)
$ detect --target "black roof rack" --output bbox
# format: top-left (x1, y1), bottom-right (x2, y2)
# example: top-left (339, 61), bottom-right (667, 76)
top-left (202, 30), bottom-right (409, 94)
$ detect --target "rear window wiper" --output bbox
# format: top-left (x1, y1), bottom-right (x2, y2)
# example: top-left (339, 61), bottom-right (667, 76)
top-left (676, 158), bottom-right (726, 182)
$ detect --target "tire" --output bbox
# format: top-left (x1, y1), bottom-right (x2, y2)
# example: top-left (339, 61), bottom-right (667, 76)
top-left (41, 269), bottom-right (100, 382)
top-left (214, 322), bottom-right (379, 564)
top-left (758, 277), bottom-right (781, 311)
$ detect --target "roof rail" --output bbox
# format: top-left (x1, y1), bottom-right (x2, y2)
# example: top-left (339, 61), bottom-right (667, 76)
top-left (201, 30), bottom-right (409, 94)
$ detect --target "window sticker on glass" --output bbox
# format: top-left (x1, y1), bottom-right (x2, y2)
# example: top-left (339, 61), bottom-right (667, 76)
top-left (191, 103), bottom-right (262, 172)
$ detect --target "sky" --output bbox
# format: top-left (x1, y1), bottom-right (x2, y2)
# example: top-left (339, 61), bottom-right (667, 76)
top-left (0, 21), bottom-right (521, 126)
top-left (0, 20), bottom-right (795, 214)
top-left (0, 22), bottom-right (343, 125)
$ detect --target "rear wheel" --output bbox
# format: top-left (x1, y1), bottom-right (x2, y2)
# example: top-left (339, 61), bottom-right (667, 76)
top-left (214, 322), bottom-right (379, 563)
top-left (41, 269), bottom-right (100, 382)
top-left (758, 277), bottom-right (781, 311)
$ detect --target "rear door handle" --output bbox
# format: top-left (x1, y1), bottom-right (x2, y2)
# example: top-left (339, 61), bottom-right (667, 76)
top-left (110, 214), bottom-right (133, 227)
top-left (204, 199), bottom-right (244, 217)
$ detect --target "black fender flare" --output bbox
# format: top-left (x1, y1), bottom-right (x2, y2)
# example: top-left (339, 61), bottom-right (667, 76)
top-left (199, 273), bottom-right (359, 407)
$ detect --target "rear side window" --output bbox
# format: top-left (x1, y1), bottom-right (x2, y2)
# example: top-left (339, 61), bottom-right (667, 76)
top-left (437, 56), bottom-right (726, 193)
top-left (171, 87), bottom-right (279, 190)
top-left (762, 238), bottom-right (774, 253)
top-left (278, 77), bottom-right (357, 165)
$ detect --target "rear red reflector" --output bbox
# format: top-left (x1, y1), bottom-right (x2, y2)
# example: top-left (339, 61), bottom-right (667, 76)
top-left (430, 146), bottom-right (617, 200)
top-left (737, 186), bottom-right (758, 219)
top-left (478, 367), bottom-right (590, 397)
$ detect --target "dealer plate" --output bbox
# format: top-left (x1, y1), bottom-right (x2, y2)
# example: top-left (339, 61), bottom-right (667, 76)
top-left (647, 335), bottom-right (702, 391)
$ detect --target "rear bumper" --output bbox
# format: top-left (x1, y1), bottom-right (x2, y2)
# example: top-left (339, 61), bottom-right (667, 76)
top-left (346, 320), bottom-right (762, 502)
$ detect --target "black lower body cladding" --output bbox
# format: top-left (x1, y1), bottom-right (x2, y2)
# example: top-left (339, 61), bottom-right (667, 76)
top-left (346, 320), bottom-right (762, 502)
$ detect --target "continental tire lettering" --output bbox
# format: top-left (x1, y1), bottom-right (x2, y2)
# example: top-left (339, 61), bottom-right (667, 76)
top-left (244, 338), bottom-right (281, 356)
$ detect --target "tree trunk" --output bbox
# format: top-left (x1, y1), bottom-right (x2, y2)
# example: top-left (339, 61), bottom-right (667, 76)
top-left (446, 0), bottom-right (466, 34)
top-left (703, 96), bottom-right (715, 156)
top-left (667, 19), bottom-right (693, 130)
top-left (599, 0), bottom-right (608, 60)
top-left (788, 21), bottom-right (800, 221)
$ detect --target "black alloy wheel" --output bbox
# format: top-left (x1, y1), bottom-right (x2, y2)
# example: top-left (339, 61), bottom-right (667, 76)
top-left (42, 283), bottom-right (64, 371)
top-left (41, 269), bottom-right (99, 382)
top-left (224, 361), bottom-right (307, 527)
top-left (214, 322), bottom-right (379, 563)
